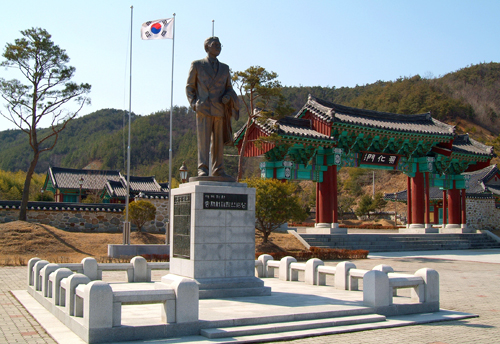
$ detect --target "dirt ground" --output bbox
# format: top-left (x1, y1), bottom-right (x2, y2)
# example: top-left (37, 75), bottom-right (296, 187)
top-left (255, 231), bottom-right (306, 254)
top-left (0, 221), bottom-right (306, 265)
top-left (0, 221), bottom-right (166, 265)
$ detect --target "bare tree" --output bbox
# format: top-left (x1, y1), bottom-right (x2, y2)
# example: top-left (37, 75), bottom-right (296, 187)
top-left (0, 28), bottom-right (91, 220)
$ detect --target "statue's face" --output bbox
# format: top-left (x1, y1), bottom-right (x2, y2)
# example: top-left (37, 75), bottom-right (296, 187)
top-left (207, 40), bottom-right (221, 57)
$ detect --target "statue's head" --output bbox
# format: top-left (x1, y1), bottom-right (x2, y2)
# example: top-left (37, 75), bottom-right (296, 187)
top-left (204, 36), bottom-right (221, 52)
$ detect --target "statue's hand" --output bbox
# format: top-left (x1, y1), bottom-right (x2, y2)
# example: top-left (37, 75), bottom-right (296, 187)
top-left (222, 94), bottom-right (230, 104)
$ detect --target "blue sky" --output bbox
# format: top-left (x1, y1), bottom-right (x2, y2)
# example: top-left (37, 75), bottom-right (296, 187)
top-left (0, 0), bottom-right (499, 131)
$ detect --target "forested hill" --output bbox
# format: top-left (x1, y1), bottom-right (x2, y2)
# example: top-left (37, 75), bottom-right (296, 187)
top-left (283, 62), bottom-right (500, 134)
top-left (0, 107), bottom-right (202, 181)
top-left (0, 62), bottom-right (498, 177)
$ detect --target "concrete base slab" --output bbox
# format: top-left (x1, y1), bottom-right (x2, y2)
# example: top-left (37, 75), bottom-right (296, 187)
top-left (107, 244), bottom-right (169, 258)
top-left (14, 277), bottom-right (477, 344)
top-left (164, 274), bottom-right (272, 299)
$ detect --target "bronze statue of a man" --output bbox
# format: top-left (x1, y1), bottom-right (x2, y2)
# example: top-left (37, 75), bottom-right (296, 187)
top-left (186, 37), bottom-right (239, 178)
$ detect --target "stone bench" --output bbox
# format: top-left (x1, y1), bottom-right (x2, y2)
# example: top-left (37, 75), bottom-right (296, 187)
top-left (290, 259), bottom-right (324, 285)
top-left (363, 268), bottom-right (439, 308)
top-left (28, 257), bottom-right (169, 291)
top-left (289, 262), bottom-right (305, 281)
top-left (266, 260), bottom-right (281, 278)
top-left (317, 265), bottom-right (337, 286)
top-left (60, 273), bottom-right (91, 315)
top-left (75, 282), bottom-right (178, 326)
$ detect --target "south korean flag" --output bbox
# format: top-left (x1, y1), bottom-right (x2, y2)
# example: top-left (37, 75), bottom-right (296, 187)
top-left (141, 18), bottom-right (174, 40)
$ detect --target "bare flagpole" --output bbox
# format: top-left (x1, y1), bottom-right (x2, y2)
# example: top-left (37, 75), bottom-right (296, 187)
top-left (123, 5), bottom-right (133, 245)
top-left (167, 13), bottom-right (176, 245)
top-left (212, 20), bottom-right (214, 36)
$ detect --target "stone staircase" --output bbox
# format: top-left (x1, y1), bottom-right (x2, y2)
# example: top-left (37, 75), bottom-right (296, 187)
top-left (298, 233), bottom-right (500, 252)
top-left (200, 309), bottom-right (387, 341)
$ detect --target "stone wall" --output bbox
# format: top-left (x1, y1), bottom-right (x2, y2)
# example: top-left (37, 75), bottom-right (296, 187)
top-left (0, 199), bottom-right (169, 233)
top-left (137, 196), bottom-right (169, 233)
top-left (466, 197), bottom-right (500, 230)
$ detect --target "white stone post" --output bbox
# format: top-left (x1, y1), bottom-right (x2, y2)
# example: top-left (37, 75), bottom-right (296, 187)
top-left (279, 256), bottom-right (297, 281)
top-left (363, 270), bottom-right (391, 307)
top-left (50, 268), bottom-right (73, 305)
top-left (131, 256), bottom-right (150, 282)
top-left (61, 273), bottom-right (91, 315)
top-left (257, 254), bottom-right (273, 278)
top-left (372, 264), bottom-right (396, 296)
top-left (82, 257), bottom-right (99, 280)
top-left (162, 274), bottom-right (199, 323)
top-left (413, 268), bottom-right (439, 304)
top-left (33, 260), bottom-right (49, 292)
top-left (335, 261), bottom-right (356, 290)
top-left (81, 281), bottom-right (113, 330)
top-left (305, 258), bottom-right (324, 285)
top-left (40, 263), bottom-right (60, 297)
top-left (27, 257), bottom-right (41, 287)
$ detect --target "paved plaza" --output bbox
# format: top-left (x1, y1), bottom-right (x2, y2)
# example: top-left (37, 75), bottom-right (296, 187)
top-left (2, 249), bottom-right (500, 344)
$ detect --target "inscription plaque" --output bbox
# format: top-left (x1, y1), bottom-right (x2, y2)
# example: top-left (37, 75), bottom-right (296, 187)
top-left (361, 152), bottom-right (400, 167)
top-left (173, 194), bottom-right (191, 259)
top-left (203, 193), bottom-right (248, 210)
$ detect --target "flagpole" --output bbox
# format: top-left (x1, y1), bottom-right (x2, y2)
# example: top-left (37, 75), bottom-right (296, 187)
top-left (123, 5), bottom-right (133, 245)
top-left (167, 13), bottom-right (176, 245)
top-left (212, 20), bottom-right (214, 36)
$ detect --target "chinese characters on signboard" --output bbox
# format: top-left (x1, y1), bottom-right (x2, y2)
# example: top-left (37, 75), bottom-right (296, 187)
top-left (203, 193), bottom-right (248, 210)
top-left (361, 152), bottom-right (400, 166)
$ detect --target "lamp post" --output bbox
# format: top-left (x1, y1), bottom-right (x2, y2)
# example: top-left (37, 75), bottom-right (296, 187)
top-left (179, 162), bottom-right (188, 183)
top-left (78, 177), bottom-right (84, 203)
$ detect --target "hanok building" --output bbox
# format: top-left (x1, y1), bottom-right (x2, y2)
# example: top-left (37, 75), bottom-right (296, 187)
top-left (235, 95), bottom-right (496, 233)
top-left (42, 166), bottom-right (168, 203)
top-left (385, 164), bottom-right (500, 228)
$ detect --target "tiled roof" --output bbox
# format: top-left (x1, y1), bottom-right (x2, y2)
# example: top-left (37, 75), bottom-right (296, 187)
top-left (239, 115), bottom-right (336, 144)
top-left (47, 166), bottom-right (169, 198)
top-left (105, 176), bottom-right (169, 199)
top-left (159, 182), bottom-right (170, 192)
top-left (300, 95), bottom-right (456, 136)
top-left (121, 175), bottom-right (163, 192)
top-left (104, 180), bottom-right (128, 198)
top-left (48, 166), bottom-right (121, 190)
top-left (463, 164), bottom-right (500, 194)
top-left (451, 134), bottom-right (495, 157)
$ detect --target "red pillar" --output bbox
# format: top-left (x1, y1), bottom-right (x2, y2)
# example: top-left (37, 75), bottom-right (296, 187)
top-left (425, 172), bottom-right (430, 225)
top-left (316, 165), bottom-right (335, 224)
top-left (447, 181), bottom-right (461, 225)
top-left (332, 166), bottom-right (338, 224)
top-left (442, 190), bottom-right (447, 226)
top-left (407, 176), bottom-right (412, 224)
top-left (461, 189), bottom-right (467, 226)
top-left (411, 170), bottom-right (425, 225)
top-left (315, 182), bottom-right (321, 224)
top-left (433, 205), bottom-right (439, 224)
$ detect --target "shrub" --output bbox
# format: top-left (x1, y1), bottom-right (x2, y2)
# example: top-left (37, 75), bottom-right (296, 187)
top-left (255, 247), bottom-right (369, 261)
top-left (126, 200), bottom-right (156, 232)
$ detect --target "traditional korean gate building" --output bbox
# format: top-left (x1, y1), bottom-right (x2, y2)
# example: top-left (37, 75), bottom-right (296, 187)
top-left (235, 95), bottom-right (496, 233)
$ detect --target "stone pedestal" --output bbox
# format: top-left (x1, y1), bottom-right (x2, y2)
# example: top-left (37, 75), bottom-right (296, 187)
top-left (399, 223), bottom-right (436, 234)
top-left (310, 223), bottom-right (347, 234)
top-left (169, 181), bottom-right (270, 299)
top-left (440, 224), bottom-right (473, 233)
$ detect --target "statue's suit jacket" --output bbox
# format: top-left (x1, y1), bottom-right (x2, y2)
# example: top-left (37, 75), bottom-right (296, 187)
top-left (186, 57), bottom-right (233, 117)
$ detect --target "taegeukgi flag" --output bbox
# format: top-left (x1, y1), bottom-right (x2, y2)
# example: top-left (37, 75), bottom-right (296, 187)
top-left (141, 18), bottom-right (174, 40)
